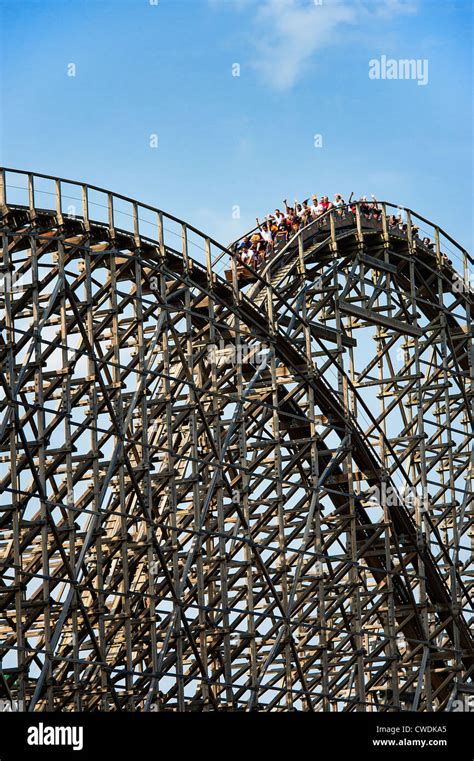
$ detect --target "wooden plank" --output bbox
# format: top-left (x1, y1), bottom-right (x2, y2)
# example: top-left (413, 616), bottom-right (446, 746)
top-left (339, 301), bottom-right (423, 337)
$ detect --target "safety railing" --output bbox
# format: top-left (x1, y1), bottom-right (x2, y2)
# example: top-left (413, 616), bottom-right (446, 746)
top-left (1, 169), bottom-right (472, 300)
top-left (0, 167), bottom-right (232, 287)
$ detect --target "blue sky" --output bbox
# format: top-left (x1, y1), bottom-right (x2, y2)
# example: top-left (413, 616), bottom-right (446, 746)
top-left (0, 0), bottom-right (472, 250)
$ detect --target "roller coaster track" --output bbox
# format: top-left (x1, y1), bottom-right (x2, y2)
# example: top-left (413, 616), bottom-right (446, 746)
top-left (0, 169), bottom-right (472, 712)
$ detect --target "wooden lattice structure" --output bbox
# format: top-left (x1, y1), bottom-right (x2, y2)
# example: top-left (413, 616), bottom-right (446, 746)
top-left (0, 169), bottom-right (472, 712)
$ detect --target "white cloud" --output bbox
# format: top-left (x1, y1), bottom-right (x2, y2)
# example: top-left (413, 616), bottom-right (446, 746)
top-left (252, 0), bottom-right (357, 90)
top-left (211, 0), bottom-right (418, 90)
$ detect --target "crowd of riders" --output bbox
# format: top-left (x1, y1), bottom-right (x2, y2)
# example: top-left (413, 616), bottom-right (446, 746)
top-left (235, 192), bottom-right (431, 270)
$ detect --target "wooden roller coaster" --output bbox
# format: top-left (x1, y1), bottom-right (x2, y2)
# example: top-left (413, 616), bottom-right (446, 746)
top-left (0, 169), bottom-right (472, 712)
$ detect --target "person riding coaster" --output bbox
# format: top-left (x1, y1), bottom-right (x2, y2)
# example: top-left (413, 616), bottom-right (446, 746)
top-left (233, 190), bottom-right (439, 278)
